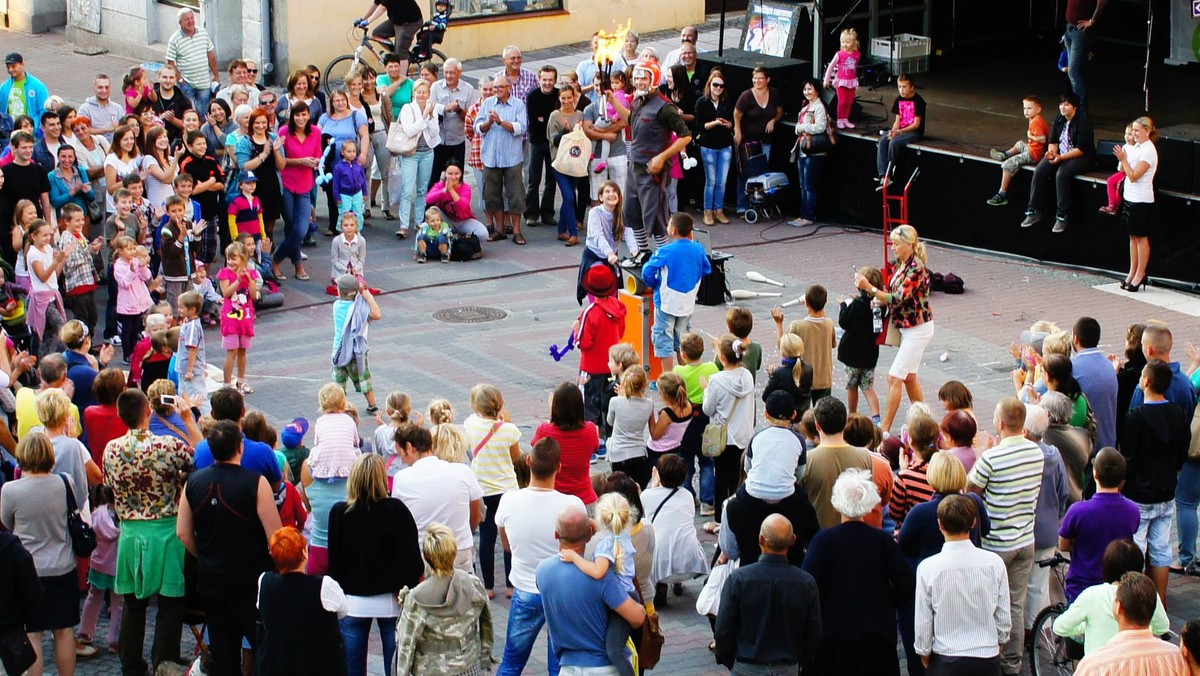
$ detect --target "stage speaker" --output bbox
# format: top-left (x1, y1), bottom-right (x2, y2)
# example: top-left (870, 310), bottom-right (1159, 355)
top-left (1156, 124), bottom-right (1200, 196)
top-left (697, 49), bottom-right (811, 117)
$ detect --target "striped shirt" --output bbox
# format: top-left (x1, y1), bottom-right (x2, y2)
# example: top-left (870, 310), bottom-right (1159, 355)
top-left (464, 101), bottom-right (484, 169)
top-left (1072, 629), bottom-right (1188, 676)
top-left (309, 412), bottom-right (361, 479)
top-left (969, 435), bottom-right (1045, 551)
top-left (465, 414), bottom-right (521, 496)
top-left (474, 95), bottom-right (527, 169)
top-left (914, 540), bottom-right (1010, 659)
top-left (165, 27), bottom-right (215, 89)
top-left (890, 460), bottom-right (934, 525)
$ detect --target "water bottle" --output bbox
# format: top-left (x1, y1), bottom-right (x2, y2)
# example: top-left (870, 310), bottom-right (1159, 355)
top-left (871, 302), bottom-right (883, 334)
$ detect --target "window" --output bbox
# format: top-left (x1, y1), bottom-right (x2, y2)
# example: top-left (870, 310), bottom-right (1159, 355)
top-left (440, 0), bottom-right (563, 22)
top-left (159, 0), bottom-right (200, 8)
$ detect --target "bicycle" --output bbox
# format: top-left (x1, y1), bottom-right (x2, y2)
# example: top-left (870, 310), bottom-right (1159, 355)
top-left (324, 26), bottom-right (446, 97)
top-left (1027, 553), bottom-right (1080, 676)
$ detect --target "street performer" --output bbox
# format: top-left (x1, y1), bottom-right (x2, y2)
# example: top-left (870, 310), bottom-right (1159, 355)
top-left (605, 61), bottom-right (692, 267)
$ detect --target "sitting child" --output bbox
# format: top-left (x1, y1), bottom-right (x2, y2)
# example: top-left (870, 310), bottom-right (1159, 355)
top-left (416, 206), bottom-right (451, 264)
top-left (1100, 124), bottom-right (1136, 215)
top-left (412, 0), bottom-right (451, 63)
top-left (986, 95), bottom-right (1048, 206)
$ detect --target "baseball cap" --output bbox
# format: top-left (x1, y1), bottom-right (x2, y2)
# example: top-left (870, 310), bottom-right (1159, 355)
top-left (239, 170), bottom-right (258, 183)
top-left (281, 417), bottom-right (309, 448)
top-left (5, 53), bottom-right (23, 65)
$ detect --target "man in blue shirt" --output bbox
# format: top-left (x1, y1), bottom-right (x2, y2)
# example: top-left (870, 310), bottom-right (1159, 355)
top-left (193, 386), bottom-right (282, 490)
top-left (475, 79), bottom-right (528, 245)
top-left (1070, 316), bottom-right (1117, 451)
top-left (0, 53), bottom-right (51, 130)
top-left (536, 505), bottom-right (645, 673)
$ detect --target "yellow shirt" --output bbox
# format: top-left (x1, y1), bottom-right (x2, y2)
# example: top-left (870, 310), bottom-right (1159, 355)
top-left (16, 387), bottom-right (83, 439)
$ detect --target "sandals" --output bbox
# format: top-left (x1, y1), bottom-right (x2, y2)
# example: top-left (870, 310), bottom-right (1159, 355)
top-left (488, 230), bottom-right (508, 242)
top-left (295, 272), bottom-right (310, 281)
top-left (395, 229), bottom-right (409, 240)
top-left (383, 210), bottom-right (395, 221)
top-left (513, 232), bottom-right (527, 245)
top-left (237, 379), bottom-right (255, 394)
top-left (364, 209), bottom-right (372, 219)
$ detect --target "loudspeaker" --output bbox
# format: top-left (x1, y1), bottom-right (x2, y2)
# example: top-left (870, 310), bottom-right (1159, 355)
top-left (697, 49), bottom-right (811, 117)
top-left (1156, 123), bottom-right (1200, 195)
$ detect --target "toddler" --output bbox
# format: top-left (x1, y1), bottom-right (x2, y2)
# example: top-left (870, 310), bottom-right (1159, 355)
top-left (190, 262), bottom-right (222, 327)
top-left (416, 206), bottom-right (451, 263)
top-left (606, 366), bottom-right (654, 488)
top-left (823, 28), bottom-right (861, 129)
top-left (78, 485), bottom-right (122, 653)
top-left (1100, 124), bottom-right (1136, 215)
top-left (279, 417), bottom-right (311, 486)
top-left (560, 491), bottom-right (639, 676)
top-left (837, 266), bottom-right (884, 422)
top-left (591, 83), bottom-right (631, 174)
top-left (986, 96), bottom-right (1049, 206)
top-left (332, 141), bottom-right (367, 227)
top-left (216, 241), bottom-right (260, 391)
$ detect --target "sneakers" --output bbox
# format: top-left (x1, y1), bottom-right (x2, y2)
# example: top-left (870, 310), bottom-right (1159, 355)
top-left (648, 380), bottom-right (659, 392)
top-left (620, 250), bottom-right (652, 269)
top-left (110, 335), bottom-right (122, 346)
top-left (836, 119), bottom-right (848, 129)
top-left (842, 119), bottom-right (856, 129)
top-left (594, 161), bottom-right (608, 174)
top-left (301, 252), bottom-right (309, 260)
top-left (699, 503), bottom-right (715, 516)
top-left (441, 252), bottom-right (450, 263)
top-left (365, 405), bottom-right (379, 415)
top-left (1052, 216), bottom-right (1068, 233)
top-left (594, 444), bottom-right (607, 462)
top-left (989, 149), bottom-right (1007, 162)
top-left (417, 252), bottom-right (427, 263)
top-left (302, 237), bottom-right (318, 248)
top-left (1099, 205), bottom-right (1117, 215)
top-left (1020, 211), bottom-right (1042, 228)
top-left (986, 193), bottom-right (1008, 206)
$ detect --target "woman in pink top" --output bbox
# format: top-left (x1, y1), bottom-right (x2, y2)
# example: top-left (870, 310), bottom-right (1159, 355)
top-left (273, 101), bottom-right (322, 280)
top-left (939, 410), bottom-right (979, 475)
top-left (531, 382), bottom-right (600, 506)
top-left (425, 160), bottom-right (489, 241)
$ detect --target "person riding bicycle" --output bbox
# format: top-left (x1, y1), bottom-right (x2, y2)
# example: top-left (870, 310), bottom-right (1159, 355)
top-left (356, 0), bottom-right (425, 75)
top-left (411, 0), bottom-right (451, 64)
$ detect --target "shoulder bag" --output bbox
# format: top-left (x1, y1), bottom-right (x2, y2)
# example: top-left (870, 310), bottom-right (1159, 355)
top-left (650, 487), bottom-right (680, 523)
top-left (701, 394), bottom-right (744, 458)
top-left (386, 106), bottom-right (420, 156)
top-left (551, 127), bottom-right (592, 178)
top-left (632, 573), bottom-right (665, 669)
top-left (59, 473), bottom-right (97, 557)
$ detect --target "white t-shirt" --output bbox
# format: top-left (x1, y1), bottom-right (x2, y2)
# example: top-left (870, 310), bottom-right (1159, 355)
top-left (103, 155), bottom-right (141, 211)
top-left (494, 487), bottom-right (586, 594)
top-left (26, 245), bottom-right (57, 292)
top-left (1123, 141), bottom-right (1158, 204)
top-left (391, 454), bottom-right (484, 551)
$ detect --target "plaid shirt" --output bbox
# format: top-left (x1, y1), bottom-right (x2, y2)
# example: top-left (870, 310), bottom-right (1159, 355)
top-left (57, 230), bottom-right (100, 293)
top-left (465, 101), bottom-right (484, 170)
top-left (495, 68), bottom-right (539, 104)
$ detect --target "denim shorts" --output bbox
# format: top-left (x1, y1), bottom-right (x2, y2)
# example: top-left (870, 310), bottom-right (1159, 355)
top-left (651, 309), bottom-right (689, 358)
top-left (1133, 500), bottom-right (1175, 567)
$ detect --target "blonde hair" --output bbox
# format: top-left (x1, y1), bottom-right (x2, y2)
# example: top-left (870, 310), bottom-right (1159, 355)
top-left (595, 492), bottom-right (633, 576)
top-left (16, 431), bottom-right (55, 473)
top-left (1029, 320), bottom-right (1059, 335)
top-left (319, 382), bottom-right (348, 413)
top-left (428, 398), bottom-right (454, 425)
top-left (657, 372), bottom-right (689, 410)
top-left (36, 388), bottom-right (73, 431)
top-left (840, 27), bottom-right (860, 52)
top-left (423, 522), bottom-right (459, 576)
top-left (432, 423), bottom-right (468, 463)
top-left (1132, 115), bottom-right (1159, 143)
top-left (346, 453), bottom-right (389, 510)
top-left (470, 383), bottom-right (504, 418)
top-left (609, 343), bottom-right (639, 373)
top-left (424, 206), bottom-right (443, 223)
top-left (1041, 331), bottom-right (1071, 358)
top-left (890, 224), bottom-right (927, 265)
top-left (621, 366), bottom-right (648, 397)
top-left (780, 333), bottom-right (807, 388)
top-left (926, 451), bottom-right (967, 493)
top-left (384, 391), bottom-right (412, 425)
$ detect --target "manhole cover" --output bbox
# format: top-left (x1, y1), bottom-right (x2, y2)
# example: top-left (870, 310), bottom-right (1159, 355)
top-left (432, 306), bottom-right (507, 324)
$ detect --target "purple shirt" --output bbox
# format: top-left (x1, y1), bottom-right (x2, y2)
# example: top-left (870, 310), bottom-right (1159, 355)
top-left (947, 446), bottom-right (977, 475)
top-left (332, 159), bottom-right (367, 198)
top-left (1059, 491), bottom-right (1140, 601)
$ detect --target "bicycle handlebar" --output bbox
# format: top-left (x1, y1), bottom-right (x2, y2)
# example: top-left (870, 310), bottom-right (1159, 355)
top-left (1036, 553), bottom-right (1070, 568)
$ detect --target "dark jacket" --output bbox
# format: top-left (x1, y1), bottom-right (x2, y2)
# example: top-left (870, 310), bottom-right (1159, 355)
top-left (724, 485), bottom-right (820, 567)
top-left (762, 359), bottom-right (813, 416)
top-left (694, 96), bottom-right (735, 149)
top-left (0, 532), bottom-right (42, 633)
top-left (837, 292), bottom-right (881, 369)
top-left (1049, 113), bottom-right (1095, 156)
top-left (1116, 354), bottom-right (1147, 442)
top-left (524, 87), bottom-right (559, 147)
top-left (715, 553), bottom-right (822, 670)
top-left (327, 498), bottom-right (423, 597)
top-left (1121, 401), bottom-right (1189, 504)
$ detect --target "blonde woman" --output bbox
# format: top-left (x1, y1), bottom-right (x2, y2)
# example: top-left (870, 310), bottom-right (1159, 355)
top-left (328, 454), bottom-right (423, 676)
top-left (1114, 116), bottom-right (1158, 291)
top-left (855, 224), bottom-right (934, 432)
top-left (394, 523), bottom-right (493, 676)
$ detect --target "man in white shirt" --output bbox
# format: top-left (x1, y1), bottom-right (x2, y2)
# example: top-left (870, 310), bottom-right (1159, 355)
top-left (390, 423), bottom-right (483, 573)
top-left (915, 494), bottom-right (1011, 675)
top-left (429, 58), bottom-right (479, 186)
top-left (495, 438), bottom-right (585, 676)
top-left (662, 26), bottom-right (698, 71)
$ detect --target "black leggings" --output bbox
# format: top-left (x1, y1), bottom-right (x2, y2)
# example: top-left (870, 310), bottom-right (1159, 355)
top-left (479, 493), bottom-right (512, 590)
top-left (712, 444), bottom-right (744, 523)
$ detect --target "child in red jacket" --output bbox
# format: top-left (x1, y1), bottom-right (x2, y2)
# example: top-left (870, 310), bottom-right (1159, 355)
top-left (575, 263), bottom-right (627, 440)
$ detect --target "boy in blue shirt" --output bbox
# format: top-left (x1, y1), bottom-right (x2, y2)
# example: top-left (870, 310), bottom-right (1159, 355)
top-left (332, 274), bottom-right (382, 415)
top-left (641, 212), bottom-right (710, 372)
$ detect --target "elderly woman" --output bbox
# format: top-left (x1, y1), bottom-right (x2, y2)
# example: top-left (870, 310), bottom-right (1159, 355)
top-left (939, 409), bottom-right (979, 474)
top-left (803, 468), bottom-right (913, 675)
top-left (856, 224), bottom-right (934, 432)
top-left (732, 65), bottom-right (783, 215)
top-left (793, 79), bottom-right (830, 227)
top-left (393, 79), bottom-right (441, 239)
top-left (394, 523), bottom-right (493, 676)
top-left (1041, 391), bottom-right (1091, 503)
top-left (1115, 116), bottom-right (1158, 291)
top-left (328, 454), bottom-right (423, 676)
top-left (319, 88), bottom-right (370, 236)
top-left (0, 433), bottom-right (81, 676)
top-left (146, 379), bottom-right (203, 447)
top-left (641, 454), bottom-right (707, 606)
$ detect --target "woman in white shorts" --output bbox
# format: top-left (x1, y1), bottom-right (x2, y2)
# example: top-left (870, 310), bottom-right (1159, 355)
top-left (855, 224), bottom-right (934, 432)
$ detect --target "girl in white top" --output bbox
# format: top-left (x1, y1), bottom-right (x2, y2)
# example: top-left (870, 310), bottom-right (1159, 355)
top-left (702, 334), bottom-right (756, 526)
top-left (606, 366), bottom-right (654, 488)
top-left (10, 199), bottom-right (38, 291)
top-left (464, 383), bottom-right (520, 595)
top-left (372, 390), bottom-right (417, 481)
top-left (103, 124), bottom-right (141, 212)
top-left (26, 219), bottom-right (69, 355)
top-left (585, 180), bottom-right (639, 266)
top-left (1115, 115), bottom-right (1159, 290)
top-left (309, 383), bottom-right (362, 479)
top-left (140, 126), bottom-right (181, 211)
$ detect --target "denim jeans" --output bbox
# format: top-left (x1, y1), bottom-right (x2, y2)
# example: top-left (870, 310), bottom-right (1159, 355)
top-left (1063, 25), bottom-right (1096, 113)
top-left (681, 445), bottom-right (715, 505)
top-left (877, 131), bottom-right (922, 176)
top-left (736, 143), bottom-right (771, 211)
top-left (498, 588), bottom-right (560, 676)
top-left (1177, 460), bottom-right (1200, 567)
top-left (278, 189), bottom-right (312, 267)
top-left (701, 146), bottom-right (732, 211)
top-left (550, 167), bottom-right (580, 237)
top-left (796, 153), bottom-right (824, 220)
top-left (399, 149), bottom-right (434, 232)
top-left (341, 615), bottom-right (396, 676)
top-left (180, 82), bottom-right (212, 122)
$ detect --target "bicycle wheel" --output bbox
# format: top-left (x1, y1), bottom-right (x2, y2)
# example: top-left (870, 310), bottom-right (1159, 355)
top-left (408, 49), bottom-right (447, 77)
top-left (325, 50), bottom-right (383, 97)
top-left (1028, 605), bottom-right (1079, 676)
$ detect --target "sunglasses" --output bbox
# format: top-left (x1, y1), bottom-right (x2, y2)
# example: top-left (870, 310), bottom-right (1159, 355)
top-left (248, 69), bottom-right (259, 74)
top-left (711, 82), bottom-right (724, 88)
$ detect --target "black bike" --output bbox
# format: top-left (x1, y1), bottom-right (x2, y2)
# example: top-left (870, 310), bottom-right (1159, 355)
top-left (324, 26), bottom-right (446, 97)
top-left (1027, 553), bottom-right (1080, 676)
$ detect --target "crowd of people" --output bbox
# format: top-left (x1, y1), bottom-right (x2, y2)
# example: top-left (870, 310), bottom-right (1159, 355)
top-left (0, 3), bottom-right (1197, 676)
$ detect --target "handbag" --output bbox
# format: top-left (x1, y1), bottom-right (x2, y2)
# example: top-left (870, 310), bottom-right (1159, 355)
top-left (884, 317), bottom-right (902, 347)
top-left (0, 627), bottom-right (36, 676)
top-left (60, 473), bottom-right (97, 557)
top-left (632, 574), bottom-right (665, 670)
top-left (449, 234), bottom-right (483, 262)
top-left (86, 194), bottom-right (104, 223)
top-left (386, 119), bottom-right (419, 156)
top-left (695, 559), bottom-right (737, 616)
top-left (551, 127), bottom-right (592, 178)
top-left (701, 394), bottom-right (744, 458)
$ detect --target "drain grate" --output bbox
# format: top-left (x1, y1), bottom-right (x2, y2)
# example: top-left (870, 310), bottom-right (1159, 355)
top-left (432, 306), bottom-right (508, 324)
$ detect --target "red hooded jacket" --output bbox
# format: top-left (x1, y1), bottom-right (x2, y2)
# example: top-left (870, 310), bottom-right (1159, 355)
top-left (577, 295), bottom-right (627, 375)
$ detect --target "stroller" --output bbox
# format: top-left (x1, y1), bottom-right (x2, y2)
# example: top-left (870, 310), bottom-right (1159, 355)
top-left (743, 171), bottom-right (790, 223)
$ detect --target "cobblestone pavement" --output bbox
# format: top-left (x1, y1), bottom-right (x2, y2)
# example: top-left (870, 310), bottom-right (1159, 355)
top-left (6, 21), bottom-right (1200, 676)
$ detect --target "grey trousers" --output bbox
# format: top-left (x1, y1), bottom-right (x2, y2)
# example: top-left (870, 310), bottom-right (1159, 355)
top-left (992, 543), bottom-right (1034, 675)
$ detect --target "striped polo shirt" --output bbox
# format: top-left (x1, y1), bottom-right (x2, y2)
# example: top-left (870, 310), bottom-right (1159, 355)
top-left (166, 28), bottom-right (215, 88)
top-left (969, 435), bottom-right (1044, 552)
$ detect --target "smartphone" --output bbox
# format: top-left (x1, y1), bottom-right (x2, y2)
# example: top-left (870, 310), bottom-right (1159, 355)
top-left (160, 394), bottom-right (177, 407)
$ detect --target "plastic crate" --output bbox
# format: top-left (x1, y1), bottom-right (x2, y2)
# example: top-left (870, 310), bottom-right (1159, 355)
top-left (870, 33), bottom-right (932, 61)
top-left (885, 55), bottom-right (930, 76)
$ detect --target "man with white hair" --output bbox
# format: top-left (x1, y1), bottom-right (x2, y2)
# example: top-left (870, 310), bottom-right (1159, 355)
top-left (1022, 403), bottom-right (1070, 631)
top-left (1040, 391), bottom-right (1091, 502)
top-left (430, 58), bottom-right (479, 185)
top-left (967, 397), bottom-right (1044, 675)
top-left (463, 75), bottom-right (494, 223)
top-left (166, 8), bottom-right (220, 115)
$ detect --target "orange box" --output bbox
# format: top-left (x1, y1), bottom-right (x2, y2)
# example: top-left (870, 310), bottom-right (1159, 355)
top-left (617, 289), bottom-right (663, 382)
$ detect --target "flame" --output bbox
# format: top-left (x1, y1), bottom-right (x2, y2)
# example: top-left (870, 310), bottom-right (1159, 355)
top-left (594, 19), bottom-right (632, 71)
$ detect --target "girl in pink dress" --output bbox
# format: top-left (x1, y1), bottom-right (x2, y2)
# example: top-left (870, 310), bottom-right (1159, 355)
top-left (824, 28), bottom-right (862, 129)
top-left (217, 241), bottom-right (261, 392)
